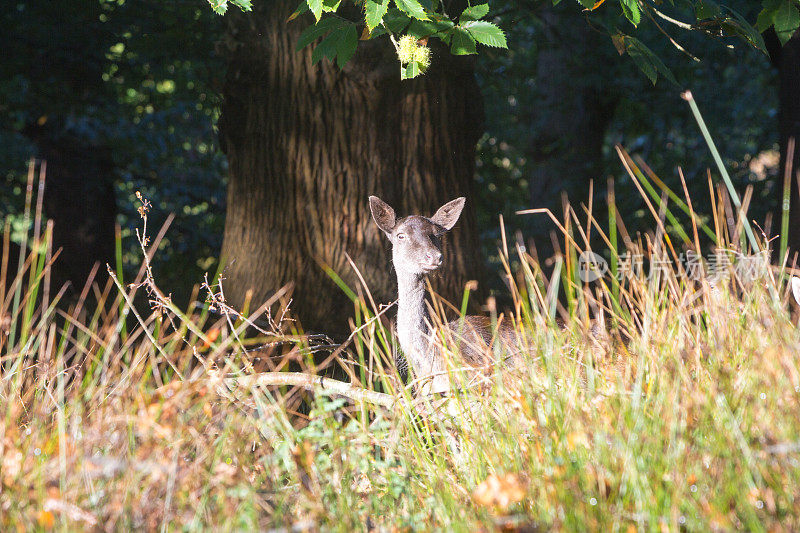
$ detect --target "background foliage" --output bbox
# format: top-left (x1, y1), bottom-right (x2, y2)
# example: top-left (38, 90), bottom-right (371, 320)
top-left (0, 0), bottom-right (788, 299)
top-left (475, 1), bottom-right (779, 271)
top-left (1, 0), bottom-right (226, 294)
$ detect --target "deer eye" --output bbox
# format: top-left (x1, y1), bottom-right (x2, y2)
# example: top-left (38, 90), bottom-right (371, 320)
top-left (396, 233), bottom-right (406, 240)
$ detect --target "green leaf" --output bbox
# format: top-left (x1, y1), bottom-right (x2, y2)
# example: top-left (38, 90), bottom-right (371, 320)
top-left (308, 0), bottom-right (323, 21)
top-left (647, 52), bottom-right (677, 85)
top-left (335, 24), bottom-right (359, 67)
top-left (721, 5), bottom-right (767, 51)
top-left (462, 21), bottom-right (507, 48)
top-left (695, 0), bottom-right (721, 20)
top-left (231, 0), bottom-right (252, 12)
top-left (384, 8), bottom-right (412, 32)
top-left (451, 27), bottom-right (477, 54)
top-left (297, 17), bottom-right (345, 50)
top-left (756, 0), bottom-right (783, 31)
top-left (619, 0), bottom-right (640, 26)
top-left (624, 36), bottom-right (677, 85)
top-left (756, 9), bottom-right (776, 32)
top-left (368, 26), bottom-right (388, 38)
top-left (287, 0), bottom-right (310, 21)
top-left (774, 1), bottom-right (800, 44)
top-left (459, 4), bottom-right (490, 23)
top-left (365, 0), bottom-right (390, 31)
top-left (209, 0), bottom-right (228, 15)
top-left (576, 0), bottom-right (595, 8)
top-left (208, 0), bottom-right (255, 14)
top-left (401, 60), bottom-right (421, 79)
top-left (407, 17), bottom-right (454, 39)
top-left (322, 0), bottom-right (341, 13)
top-left (307, 22), bottom-right (358, 67)
top-left (311, 30), bottom-right (339, 64)
top-left (628, 47), bottom-right (657, 84)
top-left (394, 0), bottom-right (428, 20)
top-left (310, 24), bottom-right (358, 67)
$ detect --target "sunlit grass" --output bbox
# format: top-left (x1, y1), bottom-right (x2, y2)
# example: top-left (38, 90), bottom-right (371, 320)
top-left (2, 155), bottom-right (800, 531)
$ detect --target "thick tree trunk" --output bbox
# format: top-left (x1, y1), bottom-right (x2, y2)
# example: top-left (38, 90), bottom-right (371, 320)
top-left (218, 1), bottom-right (485, 336)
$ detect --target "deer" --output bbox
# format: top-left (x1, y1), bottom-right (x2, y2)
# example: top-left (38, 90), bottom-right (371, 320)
top-left (369, 195), bottom-right (521, 394)
top-left (793, 277), bottom-right (800, 306)
top-left (369, 195), bottom-right (800, 397)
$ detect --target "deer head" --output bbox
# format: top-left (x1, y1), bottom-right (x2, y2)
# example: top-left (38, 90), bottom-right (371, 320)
top-left (369, 195), bottom-right (465, 276)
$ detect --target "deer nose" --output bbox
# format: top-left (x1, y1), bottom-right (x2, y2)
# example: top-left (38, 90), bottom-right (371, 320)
top-left (426, 251), bottom-right (442, 266)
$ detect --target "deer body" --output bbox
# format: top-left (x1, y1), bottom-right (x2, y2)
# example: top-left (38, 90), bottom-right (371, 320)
top-left (369, 196), bottom-right (518, 393)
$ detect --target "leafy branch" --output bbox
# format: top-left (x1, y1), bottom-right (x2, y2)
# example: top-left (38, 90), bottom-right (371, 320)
top-left (206, 0), bottom-right (800, 85)
top-left (584, 0), bottom-right (799, 85)
top-left (291, 0), bottom-right (508, 79)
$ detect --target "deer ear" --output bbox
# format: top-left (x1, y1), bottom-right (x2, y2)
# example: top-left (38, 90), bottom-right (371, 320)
top-left (369, 196), bottom-right (397, 234)
top-left (792, 276), bottom-right (800, 306)
top-left (431, 197), bottom-right (465, 231)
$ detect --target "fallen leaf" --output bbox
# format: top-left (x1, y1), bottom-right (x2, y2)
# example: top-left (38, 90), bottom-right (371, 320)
top-left (472, 473), bottom-right (526, 512)
top-left (36, 510), bottom-right (55, 529)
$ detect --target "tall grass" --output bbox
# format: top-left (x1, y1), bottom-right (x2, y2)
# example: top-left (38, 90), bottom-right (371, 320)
top-left (2, 152), bottom-right (800, 532)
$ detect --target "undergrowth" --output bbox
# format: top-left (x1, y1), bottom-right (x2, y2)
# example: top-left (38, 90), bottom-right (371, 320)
top-left (3, 135), bottom-right (800, 531)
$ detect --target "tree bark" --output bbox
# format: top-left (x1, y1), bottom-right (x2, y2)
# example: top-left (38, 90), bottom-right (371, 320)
top-left (218, 1), bottom-right (485, 336)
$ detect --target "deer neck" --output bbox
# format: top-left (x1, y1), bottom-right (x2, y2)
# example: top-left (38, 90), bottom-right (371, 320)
top-left (396, 270), bottom-right (438, 376)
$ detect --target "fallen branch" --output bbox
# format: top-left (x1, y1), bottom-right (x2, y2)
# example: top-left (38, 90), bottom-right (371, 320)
top-left (220, 372), bottom-right (398, 409)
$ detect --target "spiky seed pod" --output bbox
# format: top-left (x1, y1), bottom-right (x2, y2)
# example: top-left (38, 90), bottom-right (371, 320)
top-left (397, 35), bottom-right (417, 64)
top-left (412, 45), bottom-right (431, 69)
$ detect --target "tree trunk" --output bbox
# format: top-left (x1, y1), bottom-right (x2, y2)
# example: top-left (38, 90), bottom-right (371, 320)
top-left (218, 1), bottom-right (485, 336)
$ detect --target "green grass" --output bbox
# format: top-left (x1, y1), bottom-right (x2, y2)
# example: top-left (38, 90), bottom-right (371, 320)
top-left (2, 160), bottom-right (800, 531)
